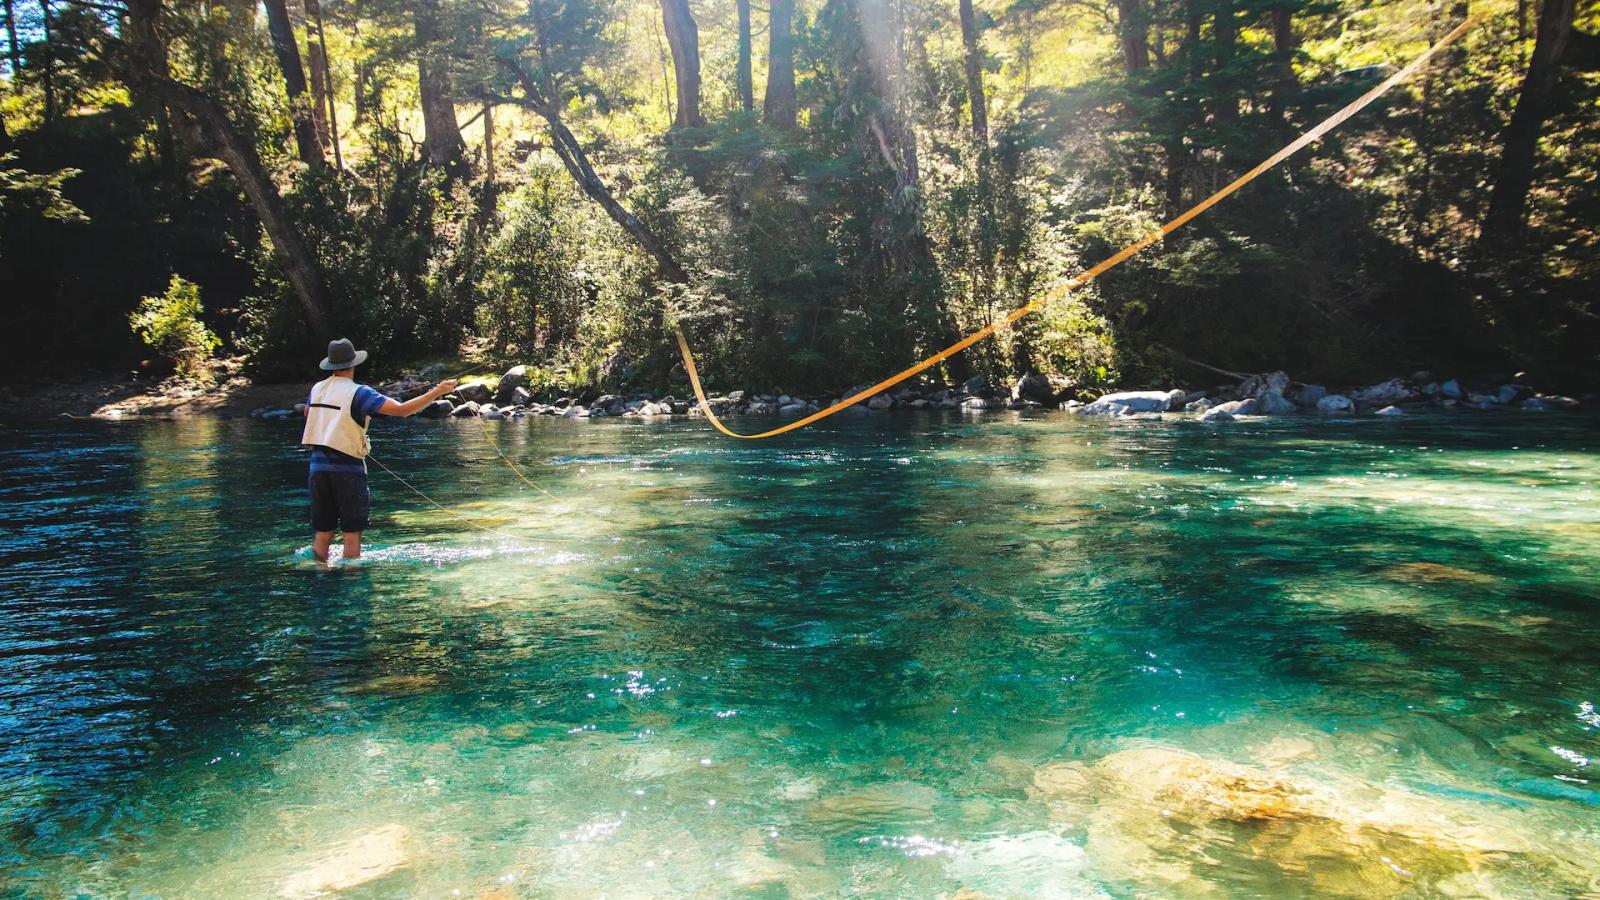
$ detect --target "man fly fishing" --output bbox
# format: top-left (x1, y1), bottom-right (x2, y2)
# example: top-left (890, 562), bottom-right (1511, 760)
top-left (301, 338), bottom-right (457, 564)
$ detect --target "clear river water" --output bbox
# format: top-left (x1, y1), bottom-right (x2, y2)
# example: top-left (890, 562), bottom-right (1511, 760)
top-left (2, 411), bottom-right (1598, 898)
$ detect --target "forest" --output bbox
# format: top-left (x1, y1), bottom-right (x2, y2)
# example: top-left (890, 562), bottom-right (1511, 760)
top-left (0, 0), bottom-right (1596, 395)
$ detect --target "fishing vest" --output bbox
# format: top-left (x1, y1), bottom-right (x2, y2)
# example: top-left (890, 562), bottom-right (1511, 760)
top-left (301, 376), bottom-right (372, 459)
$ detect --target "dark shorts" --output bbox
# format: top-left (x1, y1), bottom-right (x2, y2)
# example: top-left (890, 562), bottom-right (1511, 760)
top-left (308, 471), bottom-right (370, 532)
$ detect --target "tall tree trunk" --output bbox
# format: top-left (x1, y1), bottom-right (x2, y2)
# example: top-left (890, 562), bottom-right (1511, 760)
top-left (1211, 0), bottom-right (1238, 129)
top-left (309, 0), bottom-right (343, 169)
top-left (1163, 0), bottom-right (1202, 214)
top-left (736, 0), bottom-right (754, 111)
top-left (124, 0), bottom-right (177, 174)
top-left (414, 0), bottom-right (466, 170)
top-left (3, 0), bottom-right (21, 77)
top-left (958, 0), bottom-right (989, 143)
top-left (659, 0), bottom-right (705, 128)
top-left (1114, 0), bottom-right (1150, 73)
top-left (483, 101), bottom-right (496, 184)
top-left (39, 0), bottom-right (56, 128)
top-left (263, 0), bottom-right (325, 169)
top-left (1482, 0), bottom-right (1576, 247)
top-left (301, 0), bottom-right (332, 154)
top-left (1268, 5), bottom-right (1296, 137)
top-left (140, 77), bottom-right (333, 334)
top-left (764, 0), bottom-right (797, 127)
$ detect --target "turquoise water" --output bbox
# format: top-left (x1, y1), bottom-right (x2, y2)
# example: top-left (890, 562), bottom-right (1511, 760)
top-left (2, 412), bottom-right (1599, 897)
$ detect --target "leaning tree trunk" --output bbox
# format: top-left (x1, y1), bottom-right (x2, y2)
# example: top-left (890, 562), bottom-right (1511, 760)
top-left (414, 0), bottom-right (467, 170)
top-left (736, 0), bottom-right (754, 112)
top-left (764, 0), bottom-right (797, 127)
top-left (659, 0), bottom-right (705, 128)
top-left (142, 78), bottom-right (333, 334)
top-left (308, 0), bottom-right (344, 169)
top-left (1481, 0), bottom-right (1576, 248)
top-left (263, 0), bottom-right (324, 169)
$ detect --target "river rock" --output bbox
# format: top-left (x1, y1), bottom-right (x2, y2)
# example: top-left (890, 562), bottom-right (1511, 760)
top-left (1439, 378), bottom-right (1465, 399)
top-left (480, 404), bottom-right (504, 420)
top-left (456, 381), bottom-right (492, 404)
top-left (1374, 405), bottom-right (1404, 416)
top-left (1290, 383), bottom-right (1327, 407)
top-left (1080, 390), bottom-right (1184, 416)
top-left (1238, 371), bottom-right (1290, 401)
top-left (727, 390), bottom-right (746, 401)
top-left (1012, 373), bottom-right (1071, 404)
top-left (802, 782), bottom-right (938, 837)
top-left (964, 397), bottom-right (1003, 410)
top-left (281, 824), bottom-right (410, 898)
top-left (1351, 378), bottom-right (1412, 406)
top-left (1522, 394), bottom-right (1579, 410)
top-left (419, 399), bottom-right (453, 419)
top-left (1200, 406), bottom-right (1234, 422)
top-left (1496, 384), bottom-right (1526, 405)
top-left (450, 401), bottom-right (480, 417)
top-left (778, 402), bottom-right (808, 417)
top-left (1316, 394), bottom-right (1353, 413)
top-left (562, 405), bottom-right (588, 418)
top-left (1257, 389), bottom-right (1296, 416)
top-left (961, 375), bottom-right (993, 398)
top-left (1185, 397), bottom-right (1215, 413)
top-left (867, 394), bottom-right (894, 411)
top-left (509, 386), bottom-right (531, 407)
top-left (1211, 398), bottom-right (1257, 416)
top-left (494, 365), bottom-right (529, 404)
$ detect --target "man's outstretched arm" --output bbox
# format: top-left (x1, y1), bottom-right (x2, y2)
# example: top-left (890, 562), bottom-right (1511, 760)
top-left (379, 380), bottom-right (458, 417)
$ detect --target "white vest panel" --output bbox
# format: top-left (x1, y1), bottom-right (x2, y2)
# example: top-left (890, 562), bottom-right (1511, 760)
top-left (301, 376), bottom-right (372, 459)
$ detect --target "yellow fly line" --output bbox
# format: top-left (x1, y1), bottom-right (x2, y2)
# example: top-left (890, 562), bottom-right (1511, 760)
top-left (674, 14), bottom-right (1481, 440)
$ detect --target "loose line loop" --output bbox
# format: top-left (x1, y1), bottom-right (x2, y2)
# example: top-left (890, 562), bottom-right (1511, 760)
top-left (674, 15), bottom-right (1480, 440)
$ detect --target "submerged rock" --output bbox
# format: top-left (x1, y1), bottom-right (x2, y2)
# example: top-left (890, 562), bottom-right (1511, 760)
top-left (281, 824), bottom-right (409, 898)
top-left (802, 782), bottom-right (938, 837)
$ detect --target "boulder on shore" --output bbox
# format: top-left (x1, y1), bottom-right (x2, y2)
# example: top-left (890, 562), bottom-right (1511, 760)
top-left (494, 365), bottom-right (529, 404)
top-left (1290, 384), bottom-right (1327, 408)
top-left (961, 375), bottom-right (993, 398)
top-left (1211, 398), bottom-right (1257, 417)
top-left (450, 401), bottom-right (480, 417)
top-left (419, 399), bottom-right (453, 419)
top-left (1316, 394), bottom-right (1354, 414)
top-left (1013, 373), bottom-right (1072, 405)
top-left (1237, 371), bottom-right (1290, 401)
top-left (1200, 406), bottom-right (1235, 422)
top-left (1350, 378), bottom-right (1412, 406)
top-left (1079, 390), bottom-right (1185, 416)
top-left (1257, 389), bottom-right (1296, 416)
top-left (455, 381), bottom-right (492, 404)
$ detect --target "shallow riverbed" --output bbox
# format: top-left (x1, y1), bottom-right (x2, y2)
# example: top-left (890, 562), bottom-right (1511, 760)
top-left (2, 411), bottom-right (1598, 897)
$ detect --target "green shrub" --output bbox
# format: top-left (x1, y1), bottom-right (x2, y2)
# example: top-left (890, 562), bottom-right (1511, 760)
top-left (129, 275), bottom-right (220, 377)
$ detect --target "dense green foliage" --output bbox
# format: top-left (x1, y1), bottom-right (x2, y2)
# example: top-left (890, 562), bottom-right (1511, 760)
top-left (129, 274), bottom-right (219, 376)
top-left (0, 0), bottom-right (1595, 390)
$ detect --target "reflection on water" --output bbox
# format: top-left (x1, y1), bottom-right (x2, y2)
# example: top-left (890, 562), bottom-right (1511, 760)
top-left (1, 413), bottom-right (1598, 896)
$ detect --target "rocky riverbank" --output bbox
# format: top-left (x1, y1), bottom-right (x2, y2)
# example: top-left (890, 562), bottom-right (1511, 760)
top-left (246, 365), bottom-right (1588, 424)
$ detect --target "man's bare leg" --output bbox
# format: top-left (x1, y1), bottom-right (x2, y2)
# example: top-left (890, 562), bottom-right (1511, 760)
top-left (313, 530), bottom-right (335, 562)
top-left (342, 531), bottom-right (362, 561)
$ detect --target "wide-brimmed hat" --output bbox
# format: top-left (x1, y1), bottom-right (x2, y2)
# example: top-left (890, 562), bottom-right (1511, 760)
top-left (319, 338), bottom-right (369, 371)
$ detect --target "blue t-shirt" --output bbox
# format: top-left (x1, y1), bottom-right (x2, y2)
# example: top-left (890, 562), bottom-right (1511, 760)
top-left (308, 383), bottom-right (388, 474)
